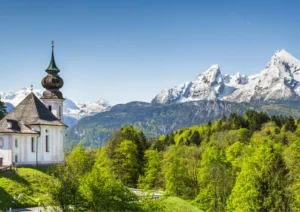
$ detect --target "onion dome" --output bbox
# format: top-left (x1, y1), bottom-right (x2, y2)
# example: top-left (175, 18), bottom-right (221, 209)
top-left (41, 41), bottom-right (64, 99)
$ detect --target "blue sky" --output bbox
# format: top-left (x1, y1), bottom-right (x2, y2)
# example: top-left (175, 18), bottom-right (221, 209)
top-left (0, 0), bottom-right (300, 104)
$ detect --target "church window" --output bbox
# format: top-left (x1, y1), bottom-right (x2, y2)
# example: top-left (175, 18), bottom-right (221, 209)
top-left (59, 105), bottom-right (61, 118)
top-left (15, 154), bottom-right (18, 162)
top-left (15, 139), bottom-right (18, 148)
top-left (46, 135), bottom-right (49, 152)
top-left (31, 137), bottom-right (35, 152)
top-left (0, 137), bottom-right (3, 148)
top-left (48, 105), bottom-right (52, 112)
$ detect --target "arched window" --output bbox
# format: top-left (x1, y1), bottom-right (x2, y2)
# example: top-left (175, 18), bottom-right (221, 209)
top-left (45, 135), bottom-right (49, 152)
top-left (59, 105), bottom-right (61, 119)
top-left (48, 105), bottom-right (52, 112)
top-left (31, 137), bottom-right (35, 152)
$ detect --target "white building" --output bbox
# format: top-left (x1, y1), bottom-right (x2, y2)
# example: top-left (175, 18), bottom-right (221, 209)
top-left (0, 42), bottom-right (67, 166)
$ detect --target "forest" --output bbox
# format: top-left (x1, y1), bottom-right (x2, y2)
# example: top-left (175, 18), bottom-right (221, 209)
top-left (49, 109), bottom-right (300, 211)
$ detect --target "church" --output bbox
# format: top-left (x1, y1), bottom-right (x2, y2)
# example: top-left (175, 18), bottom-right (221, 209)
top-left (0, 42), bottom-right (67, 166)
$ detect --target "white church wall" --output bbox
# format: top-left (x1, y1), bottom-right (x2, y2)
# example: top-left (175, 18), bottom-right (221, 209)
top-left (20, 135), bottom-right (39, 164)
top-left (0, 127), bottom-right (65, 166)
top-left (38, 125), bottom-right (66, 164)
top-left (13, 135), bottom-right (20, 164)
top-left (42, 99), bottom-right (64, 121)
top-left (0, 135), bottom-right (12, 165)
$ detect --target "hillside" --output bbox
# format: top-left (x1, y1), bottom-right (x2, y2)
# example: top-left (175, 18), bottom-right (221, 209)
top-left (0, 167), bottom-right (54, 210)
top-left (67, 100), bottom-right (250, 147)
top-left (67, 100), bottom-right (300, 148)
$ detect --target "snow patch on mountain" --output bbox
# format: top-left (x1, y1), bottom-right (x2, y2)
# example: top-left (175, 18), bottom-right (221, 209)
top-left (152, 64), bottom-right (247, 104)
top-left (65, 97), bottom-right (110, 119)
top-left (0, 88), bottom-right (111, 124)
top-left (152, 50), bottom-right (300, 104)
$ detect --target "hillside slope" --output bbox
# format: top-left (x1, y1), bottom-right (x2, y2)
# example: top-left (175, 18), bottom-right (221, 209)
top-left (67, 100), bottom-right (300, 148)
top-left (67, 101), bottom-right (250, 147)
top-left (0, 167), bottom-right (54, 210)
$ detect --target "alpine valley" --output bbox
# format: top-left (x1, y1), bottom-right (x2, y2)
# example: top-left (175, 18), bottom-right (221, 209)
top-left (65, 49), bottom-right (300, 147)
top-left (4, 50), bottom-right (300, 148)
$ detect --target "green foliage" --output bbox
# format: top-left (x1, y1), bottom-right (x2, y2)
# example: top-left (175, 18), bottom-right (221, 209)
top-left (113, 140), bottom-right (139, 187)
top-left (67, 101), bottom-right (250, 148)
top-left (139, 197), bottom-right (167, 212)
top-left (5, 109), bottom-right (300, 211)
top-left (163, 197), bottom-right (203, 212)
top-left (80, 147), bottom-right (140, 211)
top-left (0, 99), bottom-right (6, 119)
top-left (163, 145), bottom-right (201, 199)
top-left (106, 126), bottom-right (148, 187)
top-left (49, 144), bottom-right (92, 210)
top-left (195, 143), bottom-right (233, 211)
top-left (138, 149), bottom-right (164, 190)
top-left (227, 134), bottom-right (290, 211)
top-left (283, 139), bottom-right (300, 210)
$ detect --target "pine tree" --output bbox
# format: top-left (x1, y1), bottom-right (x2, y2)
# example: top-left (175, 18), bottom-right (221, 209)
top-left (0, 100), bottom-right (6, 120)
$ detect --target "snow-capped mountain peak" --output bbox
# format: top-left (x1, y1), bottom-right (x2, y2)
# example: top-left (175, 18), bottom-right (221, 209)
top-left (267, 49), bottom-right (300, 69)
top-left (152, 50), bottom-right (300, 104)
top-left (196, 64), bottom-right (221, 84)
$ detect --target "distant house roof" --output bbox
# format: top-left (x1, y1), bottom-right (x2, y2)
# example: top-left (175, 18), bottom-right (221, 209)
top-left (0, 93), bottom-right (66, 134)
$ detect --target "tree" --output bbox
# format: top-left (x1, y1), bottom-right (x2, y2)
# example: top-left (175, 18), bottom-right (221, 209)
top-left (138, 150), bottom-right (164, 190)
top-left (111, 140), bottom-right (139, 187)
top-left (189, 131), bottom-right (201, 146)
top-left (107, 125), bottom-right (148, 181)
top-left (48, 144), bottom-right (92, 210)
top-left (228, 113), bottom-right (246, 130)
top-left (0, 100), bottom-right (6, 119)
top-left (283, 139), bottom-right (300, 210)
top-left (195, 143), bottom-right (233, 211)
top-left (227, 135), bottom-right (290, 211)
top-left (80, 147), bottom-right (140, 211)
top-left (163, 145), bottom-right (201, 199)
top-left (284, 116), bottom-right (296, 132)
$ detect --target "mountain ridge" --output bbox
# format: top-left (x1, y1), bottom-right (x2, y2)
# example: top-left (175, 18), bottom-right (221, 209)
top-left (152, 49), bottom-right (300, 104)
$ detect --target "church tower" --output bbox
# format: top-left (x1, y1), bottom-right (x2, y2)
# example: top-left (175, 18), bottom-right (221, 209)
top-left (41, 41), bottom-right (64, 121)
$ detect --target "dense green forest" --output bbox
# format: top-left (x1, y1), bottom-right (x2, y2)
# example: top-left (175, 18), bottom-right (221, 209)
top-left (50, 109), bottom-right (300, 211)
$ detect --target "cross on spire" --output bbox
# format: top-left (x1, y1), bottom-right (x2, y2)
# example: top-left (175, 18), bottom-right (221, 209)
top-left (30, 85), bottom-right (33, 93)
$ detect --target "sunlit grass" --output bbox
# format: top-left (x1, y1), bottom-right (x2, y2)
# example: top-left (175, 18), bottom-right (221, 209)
top-left (0, 167), bottom-right (55, 210)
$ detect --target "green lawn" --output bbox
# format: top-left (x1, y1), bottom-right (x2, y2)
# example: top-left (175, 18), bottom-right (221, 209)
top-left (0, 167), bottom-right (55, 210)
top-left (163, 197), bottom-right (203, 212)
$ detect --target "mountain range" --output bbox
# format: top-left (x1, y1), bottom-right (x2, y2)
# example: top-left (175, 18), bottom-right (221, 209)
top-left (152, 50), bottom-right (300, 104)
top-left (67, 49), bottom-right (300, 147)
top-left (0, 88), bottom-right (111, 127)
